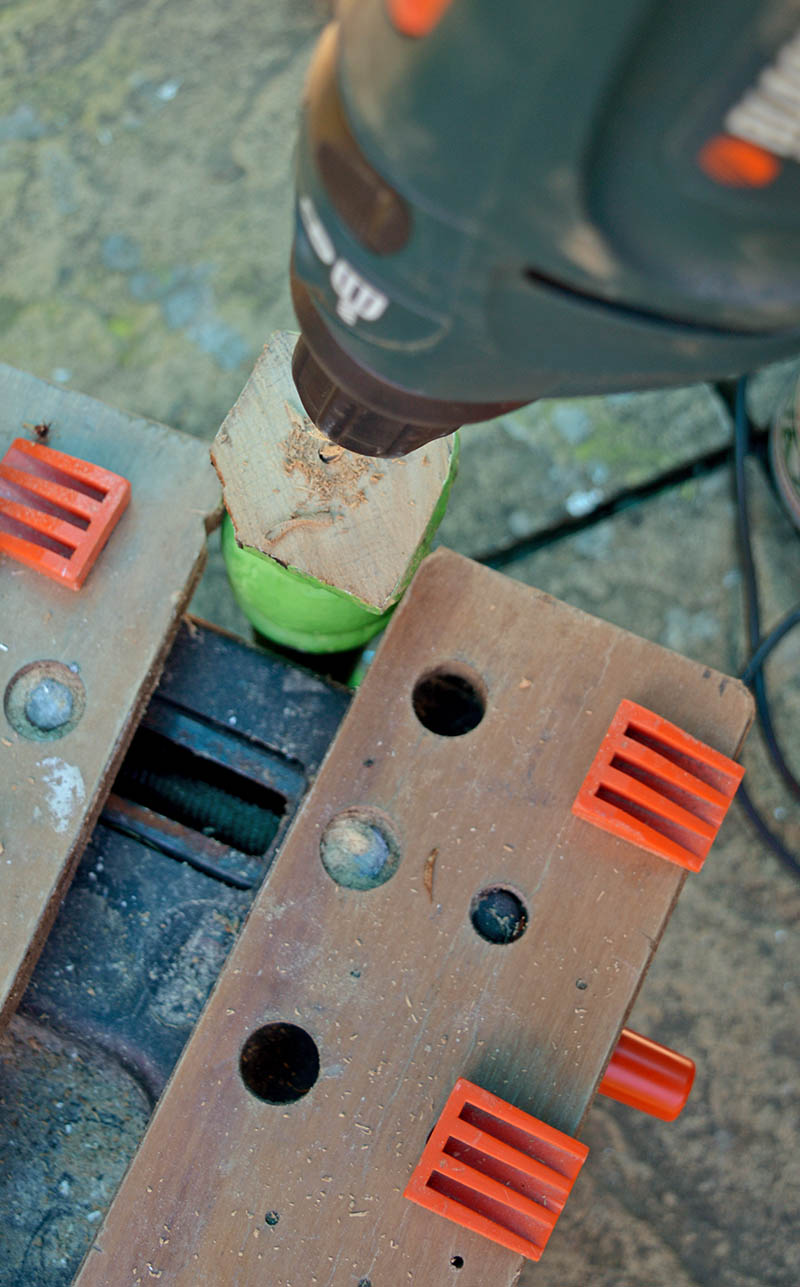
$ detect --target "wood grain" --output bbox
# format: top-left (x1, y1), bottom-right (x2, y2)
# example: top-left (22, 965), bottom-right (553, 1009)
top-left (211, 332), bottom-right (457, 610)
top-left (75, 549), bottom-right (753, 1286)
top-left (0, 365), bottom-right (221, 1027)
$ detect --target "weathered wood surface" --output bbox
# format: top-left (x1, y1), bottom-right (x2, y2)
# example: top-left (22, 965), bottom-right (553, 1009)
top-left (75, 549), bottom-right (752, 1286)
top-left (211, 331), bottom-right (457, 610)
top-left (0, 365), bottom-right (221, 1027)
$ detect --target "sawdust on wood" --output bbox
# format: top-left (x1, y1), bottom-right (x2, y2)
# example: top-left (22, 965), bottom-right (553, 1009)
top-left (423, 847), bottom-right (438, 901)
top-left (282, 404), bottom-right (370, 511)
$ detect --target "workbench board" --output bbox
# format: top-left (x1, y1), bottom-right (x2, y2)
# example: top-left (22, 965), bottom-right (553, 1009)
top-left (76, 548), bottom-right (752, 1286)
top-left (0, 365), bottom-right (221, 1026)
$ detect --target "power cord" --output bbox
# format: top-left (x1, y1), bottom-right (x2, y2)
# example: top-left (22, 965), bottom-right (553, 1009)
top-left (733, 376), bottom-right (800, 878)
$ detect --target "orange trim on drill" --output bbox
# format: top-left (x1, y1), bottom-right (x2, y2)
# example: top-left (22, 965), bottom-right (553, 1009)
top-left (698, 134), bottom-right (781, 188)
top-left (389, 0), bottom-right (454, 38)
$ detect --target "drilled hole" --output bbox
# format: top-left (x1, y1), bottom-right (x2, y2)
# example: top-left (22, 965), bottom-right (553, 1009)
top-left (320, 808), bottom-right (401, 890)
top-left (451, 1256), bottom-right (465, 1269)
top-left (470, 887), bottom-right (527, 945)
top-left (239, 1023), bottom-right (319, 1103)
top-left (412, 665), bottom-right (486, 737)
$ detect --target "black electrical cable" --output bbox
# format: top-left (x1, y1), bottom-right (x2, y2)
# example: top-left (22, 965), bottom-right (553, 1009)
top-left (733, 376), bottom-right (800, 877)
top-left (735, 379), bottom-right (800, 800)
top-left (741, 605), bottom-right (800, 688)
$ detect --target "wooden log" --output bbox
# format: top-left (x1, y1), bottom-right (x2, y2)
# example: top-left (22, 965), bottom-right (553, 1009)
top-left (211, 332), bottom-right (458, 611)
top-left (0, 366), bottom-right (221, 1027)
top-left (75, 548), bottom-right (752, 1285)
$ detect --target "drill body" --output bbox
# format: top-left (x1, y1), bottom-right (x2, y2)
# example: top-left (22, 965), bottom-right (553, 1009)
top-left (292, 0), bottom-right (800, 456)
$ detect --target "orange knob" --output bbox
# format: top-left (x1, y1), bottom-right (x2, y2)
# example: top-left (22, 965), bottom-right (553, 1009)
top-left (598, 1028), bottom-right (695, 1122)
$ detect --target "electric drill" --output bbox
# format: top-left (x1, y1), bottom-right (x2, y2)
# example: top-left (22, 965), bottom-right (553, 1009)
top-left (290, 0), bottom-right (800, 458)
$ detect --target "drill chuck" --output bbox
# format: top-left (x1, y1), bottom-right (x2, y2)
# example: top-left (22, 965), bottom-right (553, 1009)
top-left (291, 268), bottom-right (518, 457)
top-left (291, 336), bottom-right (443, 458)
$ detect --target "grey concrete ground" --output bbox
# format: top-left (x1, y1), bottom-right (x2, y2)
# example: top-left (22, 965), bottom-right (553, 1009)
top-left (2, 2), bottom-right (799, 1284)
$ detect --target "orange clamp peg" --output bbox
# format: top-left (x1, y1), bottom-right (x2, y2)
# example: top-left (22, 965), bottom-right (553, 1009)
top-left (0, 438), bottom-right (130, 590)
top-left (572, 699), bottom-right (744, 872)
top-left (598, 1028), bottom-right (695, 1122)
top-left (404, 1077), bottom-right (588, 1262)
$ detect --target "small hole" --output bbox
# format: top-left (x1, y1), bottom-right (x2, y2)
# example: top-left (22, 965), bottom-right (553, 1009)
top-left (239, 1023), bottom-right (319, 1103)
top-left (264, 1210), bottom-right (279, 1226)
top-left (470, 887), bottom-right (527, 944)
top-left (412, 665), bottom-right (485, 737)
top-left (451, 1255), bottom-right (465, 1269)
top-left (576, 978), bottom-right (588, 990)
top-left (320, 808), bottom-right (401, 890)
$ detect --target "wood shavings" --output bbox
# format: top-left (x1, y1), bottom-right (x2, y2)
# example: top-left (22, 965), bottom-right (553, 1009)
top-left (423, 847), bottom-right (438, 900)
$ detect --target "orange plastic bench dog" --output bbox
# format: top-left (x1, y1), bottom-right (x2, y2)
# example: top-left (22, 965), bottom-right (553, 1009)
top-left (599, 1028), bottom-right (695, 1122)
top-left (572, 699), bottom-right (744, 872)
top-left (0, 438), bottom-right (130, 590)
top-left (404, 1078), bottom-right (588, 1262)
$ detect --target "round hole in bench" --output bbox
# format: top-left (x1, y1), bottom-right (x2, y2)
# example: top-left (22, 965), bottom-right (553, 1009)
top-left (470, 887), bottom-right (527, 945)
top-left (239, 1022), bottom-right (320, 1103)
top-left (412, 664), bottom-right (486, 737)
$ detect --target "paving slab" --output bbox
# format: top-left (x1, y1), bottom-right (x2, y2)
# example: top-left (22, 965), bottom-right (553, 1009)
top-left (0, 1016), bottom-right (150, 1287)
top-left (748, 357), bottom-right (800, 429)
top-left (438, 385), bottom-right (732, 558)
top-left (511, 462), bottom-right (800, 1287)
top-left (0, 0), bottom-right (325, 440)
top-left (190, 525), bottom-right (254, 639)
